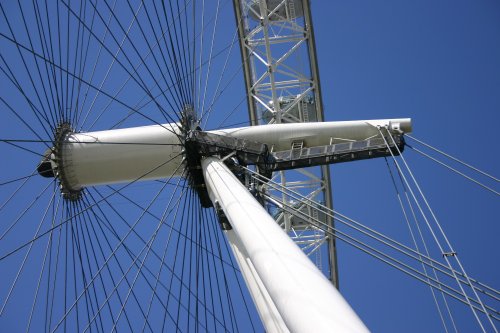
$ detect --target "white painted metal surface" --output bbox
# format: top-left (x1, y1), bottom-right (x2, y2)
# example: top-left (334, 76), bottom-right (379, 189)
top-left (59, 124), bottom-right (183, 189)
top-left (226, 231), bottom-right (290, 333)
top-left (57, 118), bottom-right (411, 190)
top-left (202, 156), bottom-right (370, 333)
top-left (211, 118), bottom-right (411, 151)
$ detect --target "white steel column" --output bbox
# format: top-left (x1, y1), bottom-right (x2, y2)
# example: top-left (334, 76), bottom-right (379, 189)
top-left (225, 230), bottom-right (289, 333)
top-left (202, 156), bottom-right (369, 333)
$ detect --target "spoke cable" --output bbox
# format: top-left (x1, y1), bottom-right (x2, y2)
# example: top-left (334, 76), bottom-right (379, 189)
top-left (0, 30), bottom-right (181, 137)
top-left (0, 187), bottom-right (57, 316)
top-left (0, 153), bottom-right (183, 262)
top-left (25, 193), bottom-right (61, 333)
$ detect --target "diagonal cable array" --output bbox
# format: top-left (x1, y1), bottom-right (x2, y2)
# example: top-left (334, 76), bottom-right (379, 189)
top-left (239, 163), bottom-right (500, 328)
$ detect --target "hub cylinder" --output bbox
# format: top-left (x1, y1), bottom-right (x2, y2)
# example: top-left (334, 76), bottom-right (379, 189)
top-left (58, 124), bottom-right (183, 190)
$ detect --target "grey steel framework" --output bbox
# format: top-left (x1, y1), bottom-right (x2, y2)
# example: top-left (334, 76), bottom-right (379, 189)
top-left (233, 0), bottom-right (339, 286)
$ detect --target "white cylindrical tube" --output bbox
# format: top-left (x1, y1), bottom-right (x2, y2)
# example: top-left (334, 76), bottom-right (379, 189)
top-left (202, 157), bottom-right (369, 333)
top-left (60, 123), bottom-right (183, 190)
top-left (55, 118), bottom-right (411, 189)
top-left (210, 118), bottom-right (411, 151)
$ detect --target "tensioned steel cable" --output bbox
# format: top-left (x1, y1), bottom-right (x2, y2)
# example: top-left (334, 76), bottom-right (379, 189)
top-left (212, 207), bottom-right (258, 332)
top-left (167, 0), bottom-right (192, 106)
top-left (38, 186), bottom-right (60, 332)
top-left (407, 145), bottom-right (499, 196)
top-left (106, 183), bottom-right (178, 331)
top-left (77, 197), bottom-right (134, 332)
top-left (25, 192), bottom-right (62, 333)
top-left (51, 161), bottom-right (186, 332)
top-left (29, 1), bottom-right (61, 128)
top-left (248, 167), bottom-right (458, 282)
top-left (0, 4), bottom-right (56, 137)
top-left (133, 1), bottom-right (186, 112)
top-left (88, 187), bottom-right (219, 331)
top-left (196, 0), bottom-right (207, 115)
top-left (406, 134), bottom-right (499, 183)
top-left (0, 185), bottom-right (57, 316)
top-left (66, 1), bottom-right (87, 128)
top-left (201, 14), bottom-right (242, 128)
top-left (80, 174), bottom-right (189, 330)
top-left (46, 192), bottom-right (65, 332)
top-left (241, 164), bottom-right (500, 303)
top-left (0, 91), bottom-right (51, 150)
top-left (0, 32), bottom-right (181, 137)
top-left (0, 152), bottom-right (184, 263)
top-left (0, 59), bottom-right (54, 145)
top-left (90, 185), bottom-right (249, 332)
top-left (76, 0), bottom-right (118, 129)
top-left (107, 182), bottom-right (187, 333)
top-left (381, 128), bottom-right (497, 332)
top-left (385, 157), bottom-right (458, 333)
top-left (139, 176), bottom-right (186, 332)
top-left (91, 0), bottom-right (184, 124)
top-left (0, 140), bottom-right (49, 159)
top-left (161, 0), bottom-right (190, 106)
top-left (103, 184), bottom-right (239, 271)
top-left (0, 179), bottom-right (55, 243)
top-left (260, 188), bottom-right (500, 320)
top-left (92, 184), bottom-right (232, 330)
top-left (57, 0), bottom-right (182, 132)
top-left (19, 1), bottom-right (60, 130)
top-left (71, 0), bottom-right (100, 128)
top-left (259, 188), bottom-right (500, 320)
top-left (208, 209), bottom-right (241, 332)
top-left (145, 0), bottom-right (189, 110)
top-left (199, 0), bottom-right (221, 122)
top-left (80, 1), bottom-right (164, 130)
top-left (109, 38), bottom-right (242, 130)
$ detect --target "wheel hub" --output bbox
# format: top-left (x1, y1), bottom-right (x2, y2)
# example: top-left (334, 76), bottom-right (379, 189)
top-left (37, 122), bottom-right (82, 201)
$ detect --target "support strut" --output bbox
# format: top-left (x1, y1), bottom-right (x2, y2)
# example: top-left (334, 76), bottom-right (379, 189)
top-left (202, 156), bottom-right (369, 333)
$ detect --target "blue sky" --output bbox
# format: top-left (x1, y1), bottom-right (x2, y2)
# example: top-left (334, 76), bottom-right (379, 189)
top-left (313, 1), bottom-right (500, 331)
top-left (0, 1), bottom-right (498, 332)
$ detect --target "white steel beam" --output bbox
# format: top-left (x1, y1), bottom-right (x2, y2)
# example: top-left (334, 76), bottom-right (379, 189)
top-left (201, 156), bottom-right (369, 333)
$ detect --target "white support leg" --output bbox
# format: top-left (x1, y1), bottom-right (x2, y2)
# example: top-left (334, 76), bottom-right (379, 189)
top-left (201, 157), bottom-right (369, 333)
top-left (225, 230), bottom-right (289, 333)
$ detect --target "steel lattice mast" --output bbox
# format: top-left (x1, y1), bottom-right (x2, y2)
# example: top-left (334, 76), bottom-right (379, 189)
top-left (233, 0), bottom-right (339, 285)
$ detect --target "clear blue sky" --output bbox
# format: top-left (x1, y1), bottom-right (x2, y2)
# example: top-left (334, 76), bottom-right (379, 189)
top-left (0, 1), bottom-right (498, 332)
top-left (313, 1), bottom-right (500, 331)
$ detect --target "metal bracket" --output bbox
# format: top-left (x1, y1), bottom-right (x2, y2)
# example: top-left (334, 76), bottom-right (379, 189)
top-left (214, 201), bottom-right (232, 230)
